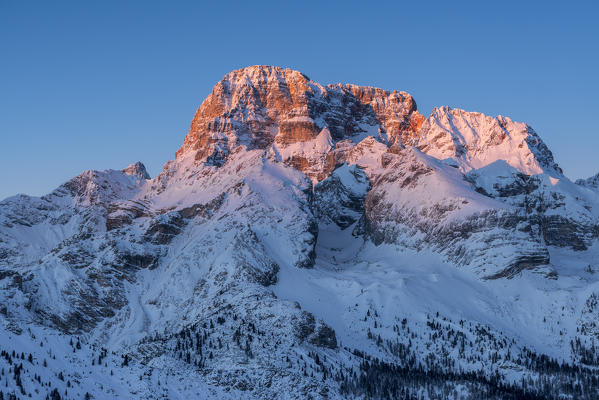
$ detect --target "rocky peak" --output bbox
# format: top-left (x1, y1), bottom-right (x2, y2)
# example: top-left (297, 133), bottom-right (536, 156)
top-left (175, 66), bottom-right (322, 164)
top-left (326, 83), bottom-right (424, 144)
top-left (61, 166), bottom-right (147, 206)
top-left (174, 65), bottom-right (423, 170)
top-left (576, 172), bottom-right (599, 189)
top-left (122, 161), bottom-right (150, 180)
top-left (414, 106), bottom-right (561, 176)
top-left (172, 66), bottom-right (561, 185)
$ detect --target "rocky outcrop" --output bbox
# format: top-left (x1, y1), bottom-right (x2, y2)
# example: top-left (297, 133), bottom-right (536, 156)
top-left (294, 311), bottom-right (337, 349)
top-left (329, 83), bottom-right (425, 145)
top-left (579, 292), bottom-right (599, 338)
top-left (314, 164), bottom-right (370, 228)
top-left (143, 212), bottom-right (185, 244)
top-left (358, 148), bottom-right (554, 279)
top-left (106, 200), bottom-right (152, 231)
top-left (538, 215), bottom-right (596, 250)
top-left (465, 161), bottom-right (599, 251)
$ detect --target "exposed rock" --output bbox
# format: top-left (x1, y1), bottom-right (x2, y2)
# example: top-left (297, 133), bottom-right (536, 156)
top-left (415, 107), bottom-right (562, 175)
top-left (576, 172), bottom-right (599, 189)
top-left (294, 311), bottom-right (337, 349)
top-left (175, 65), bottom-right (422, 181)
top-left (106, 200), bottom-right (152, 231)
top-left (538, 215), bottom-right (594, 250)
top-left (314, 164), bottom-right (370, 228)
top-left (231, 229), bottom-right (281, 286)
top-left (178, 192), bottom-right (227, 219)
top-left (61, 168), bottom-right (146, 206)
top-left (309, 322), bottom-right (338, 349)
top-left (294, 311), bottom-right (316, 341)
top-left (122, 161), bottom-right (151, 180)
top-left (144, 212), bottom-right (186, 244)
top-left (579, 292), bottom-right (599, 338)
top-left (114, 250), bottom-right (161, 271)
top-left (359, 148), bottom-right (552, 278)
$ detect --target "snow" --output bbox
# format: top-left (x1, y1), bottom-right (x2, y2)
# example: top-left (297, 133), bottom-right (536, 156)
top-left (276, 219), bottom-right (599, 367)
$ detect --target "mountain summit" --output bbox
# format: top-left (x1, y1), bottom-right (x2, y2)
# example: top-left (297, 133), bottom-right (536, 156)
top-left (1, 66), bottom-right (599, 399)
top-left (176, 65), bottom-right (559, 178)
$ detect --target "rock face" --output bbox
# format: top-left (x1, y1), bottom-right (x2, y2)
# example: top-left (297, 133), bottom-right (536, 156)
top-left (576, 172), bottom-right (599, 189)
top-left (314, 164), bottom-right (370, 228)
top-left (415, 107), bottom-right (562, 175)
top-left (2, 65), bottom-right (599, 399)
top-left (175, 65), bottom-right (423, 180)
top-left (122, 161), bottom-right (151, 180)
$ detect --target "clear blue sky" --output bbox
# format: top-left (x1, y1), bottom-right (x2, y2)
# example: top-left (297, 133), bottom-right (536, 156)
top-left (1, 1), bottom-right (598, 200)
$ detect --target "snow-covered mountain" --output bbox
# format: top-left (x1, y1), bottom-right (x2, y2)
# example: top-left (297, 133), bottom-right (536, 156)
top-left (2, 65), bottom-right (599, 399)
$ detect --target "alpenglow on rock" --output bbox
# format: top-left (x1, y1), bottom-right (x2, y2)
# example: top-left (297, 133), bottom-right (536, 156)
top-left (1, 65), bottom-right (599, 399)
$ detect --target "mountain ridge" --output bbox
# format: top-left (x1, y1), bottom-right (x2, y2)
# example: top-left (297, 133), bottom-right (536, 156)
top-left (1, 66), bottom-right (599, 399)
top-left (173, 65), bottom-right (559, 181)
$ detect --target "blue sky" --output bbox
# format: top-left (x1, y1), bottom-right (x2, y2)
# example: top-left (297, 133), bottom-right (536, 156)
top-left (1, 1), bottom-right (598, 200)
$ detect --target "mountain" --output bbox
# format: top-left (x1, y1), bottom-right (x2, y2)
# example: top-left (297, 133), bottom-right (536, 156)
top-left (1, 65), bottom-right (599, 399)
